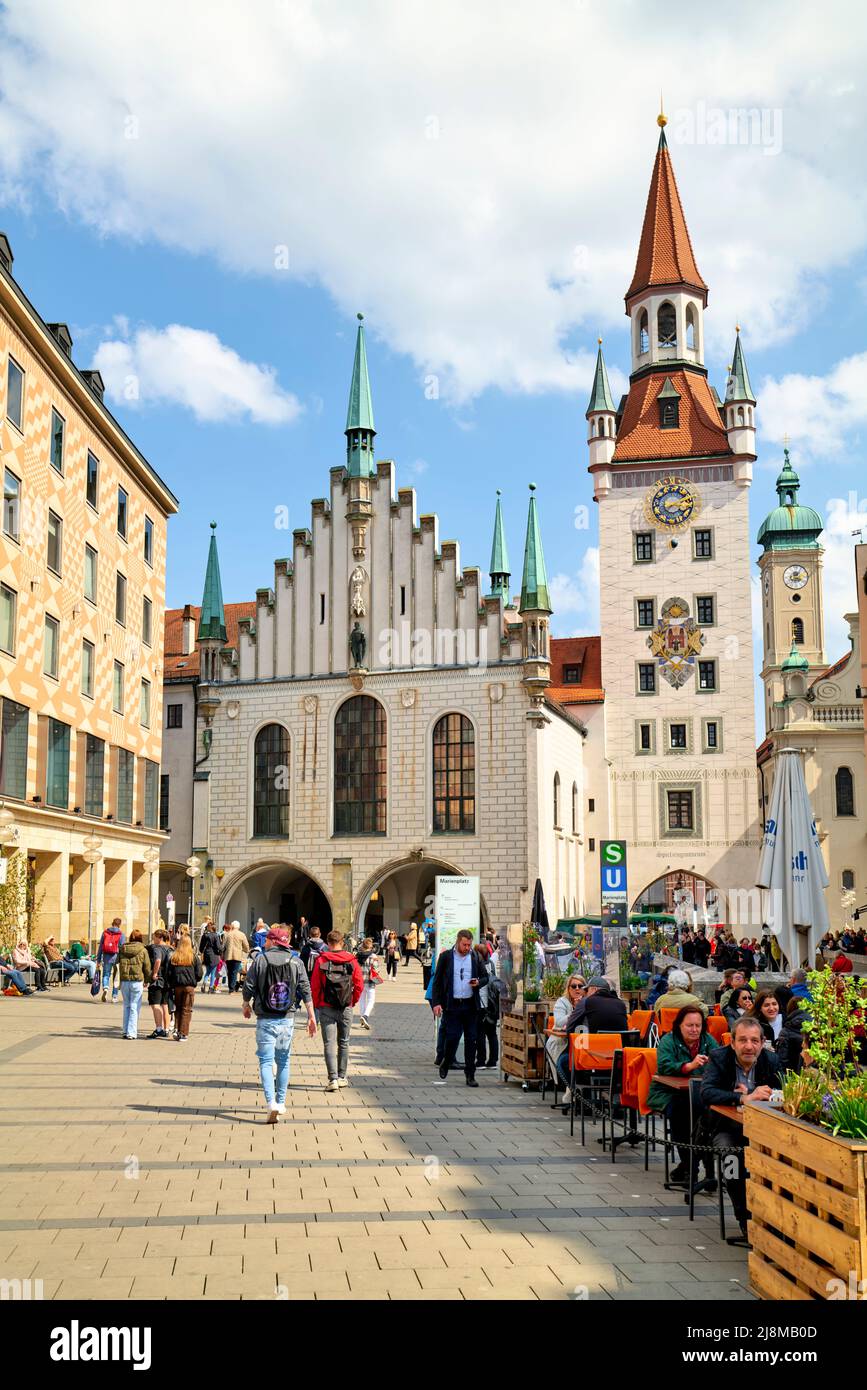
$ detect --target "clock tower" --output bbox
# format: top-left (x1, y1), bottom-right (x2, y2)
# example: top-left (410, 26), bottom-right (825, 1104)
top-left (589, 112), bottom-right (760, 928)
top-left (757, 448), bottom-right (825, 733)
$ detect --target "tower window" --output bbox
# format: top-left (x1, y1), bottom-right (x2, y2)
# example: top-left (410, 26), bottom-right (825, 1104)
top-left (667, 790), bottom-right (694, 830)
top-left (842, 869), bottom-right (855, 891)
top-left (657, 302), bottom-right (677, 348)
top-left (638, 309), bottom-right (649, 355)
top-left (634, 532), bottom-right (654, 563)
top-left (637, 722), bottom-right (653, 752)
top-left (693, 529), bottom-right (714, 559)
top-left (669, 722), bottom-right (687, 749)
top-left (791, 617), bottom-right (804, 645)
top-left (685, 304), bottom-right (696, 351)
top-left (835, 767), bottom-right (855, 818)
top-left (659, 398), bottom-right (679, 429)
top-left (696, 596), bottom-right (715, 625)
top-left (637, 663), bottom-right (657, 693)
top-left (636, 599), bottom-right (655, 628)
top-left (698, 660), bottom-right (717, 692)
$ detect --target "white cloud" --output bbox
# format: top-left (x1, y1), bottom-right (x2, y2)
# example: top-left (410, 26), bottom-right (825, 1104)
top-left (1, 2), bottom-right (866, 400)
top-left (819, 493), bottom-right (867, 662)
top-left (759, 351), bottom-right (867, 458)
top-left (550, 547), bottom-right (600, 635)
top-left (93, 324), bottom-right (301, 424)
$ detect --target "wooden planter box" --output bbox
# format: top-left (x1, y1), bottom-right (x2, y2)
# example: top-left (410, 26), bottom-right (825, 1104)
top-left (501, 1001), bottom-right (549, 1083)
top-left (744, 1103), bottom-right (867, 1301)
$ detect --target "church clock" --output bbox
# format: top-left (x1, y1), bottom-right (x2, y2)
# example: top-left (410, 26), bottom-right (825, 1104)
top-left (644, 476), bottom-right (701, 533)
top-left (783, 564), bottom-right (809, 590)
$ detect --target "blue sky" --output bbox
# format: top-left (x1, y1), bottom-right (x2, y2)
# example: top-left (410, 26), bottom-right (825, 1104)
top-left (2, 1), bottom-right (866, 726)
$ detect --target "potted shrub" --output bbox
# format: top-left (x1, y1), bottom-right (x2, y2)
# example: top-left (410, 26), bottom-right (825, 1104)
top-left (744, 967), bottom-right (867, 1300)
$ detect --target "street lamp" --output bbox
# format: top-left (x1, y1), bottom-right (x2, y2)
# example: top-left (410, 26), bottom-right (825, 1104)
top-left (82, 834), bottom-right (103, 952)
top-left (143, 847), bottom-right (160, 938)
top-left (185, 855), bottom-right (201, 931)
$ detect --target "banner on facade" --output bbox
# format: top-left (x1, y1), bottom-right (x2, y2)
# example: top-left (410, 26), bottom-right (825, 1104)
top-left (434, 875), bottom-right (480, 956)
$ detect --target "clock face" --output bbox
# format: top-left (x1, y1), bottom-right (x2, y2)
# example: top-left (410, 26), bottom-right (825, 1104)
top-left (645, 477), bottom-right (699, 532)
top-left (783, 564), bottom-right (809, 590)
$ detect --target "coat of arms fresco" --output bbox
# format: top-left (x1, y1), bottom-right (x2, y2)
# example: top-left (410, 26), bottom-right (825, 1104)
top-left (647, 597), bottom-right (705, 688)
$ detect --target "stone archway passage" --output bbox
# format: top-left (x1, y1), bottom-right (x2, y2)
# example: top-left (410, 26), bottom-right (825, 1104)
top-left (631, 870), bottom-right (722, 926)
top-left (219, 862), bottom-right (332, 937)
top-left (356, 857), bottom-right (488, 941)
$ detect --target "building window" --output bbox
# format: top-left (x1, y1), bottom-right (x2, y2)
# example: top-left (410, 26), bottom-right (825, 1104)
top-left (638, 308), bottom-right (649, 354)
top-left (49, 407), bottom-right (66, 473)
top-left (116, 748), bottom-right (134, 823)
top-left (588, 797), bottom-right (595, 813)
top-left (3, 468), bottom-right (20, 542)
top-left (638, 662), bottom-right (656, 693)
top-left (792, 617), bottom-right (804, 645)
top-left (166, 704), bottom-right (183, 729)
top-left (46, 718), bottom-right (70, 808)
top-left (696, 595), bottom-right (715, 625)
top-left (400, 584), bottom-right (406, 616)
top-left (636, 599), bottom-right (655, 628)
top-left (836, 767), bottom-right (855, 817)
top-left (44, 615), bottom-right (60, 679)
top-left (704, 719), bottom-right (720, 751)
top-left (319, 593), bottom-right (325, 625)
top-left (685, 304), bottom-right (697, 350)
top-left (634, 532), bottom-right (654, 563)
top-left (0, 583), bottom-right (16, 655)
top-left (144, 516), bottom-right (154, 567)
top-left (589, 838), bottom-right (596, 852)
top-left (334, 696), bottom-right (386, 835)
top-left (563, 663), bottom-right (582, 683)
top-left (693, 528), bottom-right (714, 559)
top-left (552, 771), bottom-right (561, 828)
top-left (81, 639), bottom-right (95, 699)
top-left (84, 735), bottom-right (104, 816)
top-left (159, 773), bottom-right (170, 830)
top-left (658, 397), bottom-right (679, 429)
top-left (117, 486), bottom-right (128, 540)
top-left (637, 721), bottom-right (653, 753)
top-left (698, 660), bottom-right (717, 692)
top-left (669, 722), bottom-right (687, 749)
top-left (432, 713), bottom-right (475, 834)
top-left (667, 790), bottom-right (694, 830)
top-left (842, 869), bottom-right (855, 892)
top-left (47, 510), bottom-right (63, 575)
top-left (657, 301), bottom-right (677, 348)
top-left (140, 679), bottom-right (151, 728)
top-left (143, 760), bottom-right (159, 829)
top-left (84, 544), bottom-right (98, 603)
top-left (6, 357), bottom-right (24, 430)
top-left (112, 660), bottom-right (124, 714)
top-left (115, 572), bottom-right (126, 626)
top-left (142, 596), bottom-right (153, 647)
top-left (0, 698), bottom-right (28, 799)
top-left (86, 452), bottom-right (99, 510)
top-left (253, 723), bottom-right (290, 836)
top-left (572, 783), bottom-right (579, 834)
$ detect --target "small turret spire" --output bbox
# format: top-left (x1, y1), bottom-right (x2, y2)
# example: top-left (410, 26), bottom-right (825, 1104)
top-left (586, 339), bottom-right (615, 415)
top-left (489, 490), bottom-right (511, 598)
top-left (725, 327), bottom-right (755, 404)
top-left (345, 313), bottom-right (376, 478)
top-left (519, 484), bottom-right (551, 614)
top-left (198, 521), bottom-right (227, 644)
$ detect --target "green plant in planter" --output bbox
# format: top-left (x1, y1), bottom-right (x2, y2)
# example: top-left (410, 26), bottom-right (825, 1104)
top-left (524, 986), bottom-right (541, 1003)
top-left (781, 1069), bottom-right (826, 1124)
top-left (802, 968), bottom-right (862, 1080)
top-left (542, 969), bottom-right (568, 1001)
top-left (824, 1082), bottom-right (867, 1140)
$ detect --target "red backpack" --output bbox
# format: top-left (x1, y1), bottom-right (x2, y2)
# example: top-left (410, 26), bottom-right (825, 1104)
top-left (101, 928), bottom-right (122, 956)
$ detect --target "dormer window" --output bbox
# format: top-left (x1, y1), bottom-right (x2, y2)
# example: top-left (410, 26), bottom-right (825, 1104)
top-left (563, 664), bottom-right (582, 684)
top-left (657, 378), bottom-right (681, 430)
top-left (657, 301), bottom-right (677, 348)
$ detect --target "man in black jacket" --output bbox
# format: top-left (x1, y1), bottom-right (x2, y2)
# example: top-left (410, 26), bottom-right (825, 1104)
top-left (700, 1015), bottom-right (782, 1238)
top-left (431, 929), bottom-right (489, 1086)
top-left (561, 976), bottom-right (628, 1035)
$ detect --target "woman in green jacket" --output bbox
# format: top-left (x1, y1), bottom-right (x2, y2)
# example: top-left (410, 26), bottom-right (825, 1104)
top-left (648, 1004), bottom-right (717, 1184)
top-left (117, 931), bottom-right (152, 1040)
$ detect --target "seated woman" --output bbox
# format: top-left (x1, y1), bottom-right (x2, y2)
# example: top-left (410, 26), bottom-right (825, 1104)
top-left (647, 1004), bottom-right (718, 1185)
top-left (547, 975), bottom-right (586, 1091)
top-left (1, 957), bottom-right (33, 994)
top-left (752, 990), bottom-right (782, 1047)
top-left (12, 940), bottom-right (48, 992)
top-left (723, 985), bottom-right (754, 1033)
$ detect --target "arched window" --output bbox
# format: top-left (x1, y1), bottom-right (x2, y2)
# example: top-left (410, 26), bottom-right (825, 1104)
top-left (553, 772), bottom-right (561, 828)
top-left (791, 618), bottom-right (804, 645)
top-left (334, 696), bottom-right (387, 834)
top-left (685, 304), bottom-right (696, 350)
top-left (598, 418), bottom-right (605, 436)
top-left (638, 309), bottom-right (649, 354)
top-left (835, 767), bottom-right (855, 817)
top-left (657, 301), bottom-right (677, 348)
top-left (253, 724), bottom-right (289, 836)
top-left (572, 782), bottom-right (578, 835)
top-left (737, 406), bottom-right (745, 425)
top-left (842, 869), bottom-right (855, 891)
top-left (432, 713), bottom-right (475, 833)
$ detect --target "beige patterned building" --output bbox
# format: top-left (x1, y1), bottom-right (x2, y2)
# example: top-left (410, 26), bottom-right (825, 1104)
top-left (0, 231), bottom-right (177, 944)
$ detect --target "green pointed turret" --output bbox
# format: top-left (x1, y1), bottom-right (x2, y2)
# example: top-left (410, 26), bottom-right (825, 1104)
top-left (345, 313), bottom-right (376, 478)
top-left (586, 342), bottom-right (615, 416)
top-left (756, 448), bottom-right (823, 551)
top-left (726, 330), bottom-right (754, 403)
top-left (782, 639), bottom-right (809, 673)
top-left (489, 490), bottom-right (510, 597)
top-left (198, 522), bottom-right (227, 643)
top-left (519, 484), bottom-right (551, 614)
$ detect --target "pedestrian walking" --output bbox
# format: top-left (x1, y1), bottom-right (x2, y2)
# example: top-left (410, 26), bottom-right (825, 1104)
top-left (166, 933), bottom-right (204, 1041)
top-left (301, 926), bottom-right (325, 975)
top-left (310, 931), bottom-right (364, 1092)
top-left (431, 929), bottom-right (489, 1086)
top-left (146, 929), bottom-right (172, 1038)
top-left (475, 944), bottom-right (500, 1071)
top-left (242, 926), bottom-right (317, 1122)
top-left (403, 920), bottom-right (419, 966)
top-left (199, 922), bottom-right (223, 993)
top-left (384, 930), bottom-right (400, 979)
top-left (117, 930), bottom-right (152, 1039)
top-left (220, 919), bottom-right (249, 993)
top-left (251, 918), bottom-right (268, 953)
top-left (95, 919), bottom-right (125, 1002)
top-left (420, 931), bottom-right (434, 990)
top-left (355, 937), bottom-right (382, 1029)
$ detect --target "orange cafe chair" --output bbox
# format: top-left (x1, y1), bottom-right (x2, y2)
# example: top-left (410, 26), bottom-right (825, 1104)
top-left (627, 1010), bottom-right (653, 1043)
top-left (568, 1033), bottom-right (622, 1141)
top-left (723, 1031), bottom-right (731, 1046)
top-left (609, 1046), bottom-right (658, 1163)
top-left (705, 1015), bottom-right (729, 1043)
top-left (657, 1007), bottom-right (680, 1035)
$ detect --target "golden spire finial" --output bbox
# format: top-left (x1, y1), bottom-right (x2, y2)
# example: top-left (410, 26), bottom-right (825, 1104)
top-left (657, 92), bottom-right (667, 129)
top-left (735, 322), bottom-right (741, 334)
top-left (597, 336), bottom-right (603, 345)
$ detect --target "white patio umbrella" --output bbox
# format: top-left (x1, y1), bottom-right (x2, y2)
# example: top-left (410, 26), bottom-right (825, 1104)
top-left (757, 748), bottom-right (830, 969)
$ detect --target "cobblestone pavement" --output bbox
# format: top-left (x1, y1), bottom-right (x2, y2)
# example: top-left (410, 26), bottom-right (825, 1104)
top-left (0, 967), bottom-right (754, 1300)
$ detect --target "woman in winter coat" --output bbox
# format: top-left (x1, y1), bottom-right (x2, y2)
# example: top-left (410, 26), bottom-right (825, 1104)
top-left (647, 1004), bottom-right (718, 1184)
top-left (166, 934), bottom-right (203, 1041)
top-left (199, 924), bottom-right (223, 993)
top-left (117, 930), bottom-right (152, 1040)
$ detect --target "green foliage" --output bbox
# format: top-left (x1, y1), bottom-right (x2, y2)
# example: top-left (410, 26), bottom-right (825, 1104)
top-left (802, 967), bottom-right (862, 1081)
top-left (824, 1081), bottom-right (867, 1141)
top-left (542, 969), bottom-right (569, 1000)
top-left (781, 1069), bottom-right (826, 1124)
top-left (0, 851), bottom-right (42, 954)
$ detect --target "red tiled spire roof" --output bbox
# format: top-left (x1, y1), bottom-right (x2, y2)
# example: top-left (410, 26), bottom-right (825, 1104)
top-left (625, 132), bottom-right (708, 308)
top-left (612, 369), bottom-right (729, 463)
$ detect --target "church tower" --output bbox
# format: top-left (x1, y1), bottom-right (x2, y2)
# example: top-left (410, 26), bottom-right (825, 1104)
top-left (589, 112), bottom-right (760, 926)
top-left (757, 448), bottom-right (825, 733)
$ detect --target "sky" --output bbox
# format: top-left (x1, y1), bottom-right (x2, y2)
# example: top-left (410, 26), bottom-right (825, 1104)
top-left (1, 0), bottom-right (866, 732)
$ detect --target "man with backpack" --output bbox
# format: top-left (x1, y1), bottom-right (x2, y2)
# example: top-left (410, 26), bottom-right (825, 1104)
top-left (310, 930), bottom-right (364, 1092)
top-left (300, 926), bottom-right (326, 976)
top-left (242, 926), bottom-right (317, 1123)
top-left (96, 918), bottom-right (125, 1002)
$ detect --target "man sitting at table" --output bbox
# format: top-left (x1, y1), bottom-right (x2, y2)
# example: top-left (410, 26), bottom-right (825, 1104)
top-left (700, 1015), bottom-right (782, 1241)
top-left (561, 975), bottom-right (628, 1036)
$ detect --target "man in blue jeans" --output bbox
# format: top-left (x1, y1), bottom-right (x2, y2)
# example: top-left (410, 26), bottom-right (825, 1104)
top-left (96, 919), bottom-right (125, 1002)
top-left (242, 926), bottom-right (317, 1124)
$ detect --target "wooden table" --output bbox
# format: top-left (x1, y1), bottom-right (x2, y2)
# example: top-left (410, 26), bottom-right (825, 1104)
top-left (651, 1073), bottom-right (689, 1092)
top-left (711, 1103), bottom-right (744, 1126)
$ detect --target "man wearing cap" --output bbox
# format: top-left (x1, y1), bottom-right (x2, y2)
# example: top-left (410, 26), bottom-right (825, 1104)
top-left (562, 976), bottom-right (628, 1035)
top-left (242, 926), bottom-right (317, 1123)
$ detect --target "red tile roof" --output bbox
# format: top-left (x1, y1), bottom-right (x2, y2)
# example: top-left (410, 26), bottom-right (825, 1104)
top-left (164, 603), bottom-right (256, 679)
top-left (626, 134), bottom-right (707, 307)
top-left (548, 635), bottom-right (604, 704)
top-left (809, 650), bottom-right (851, 687)
top-left (612, 369), bottom-right (730, 463)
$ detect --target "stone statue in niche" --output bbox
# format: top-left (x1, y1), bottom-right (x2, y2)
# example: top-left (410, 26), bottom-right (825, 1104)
top-left (350, 622), bottom-right (367, 668)
top-left (350, 567), bottom-right (367, 617)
